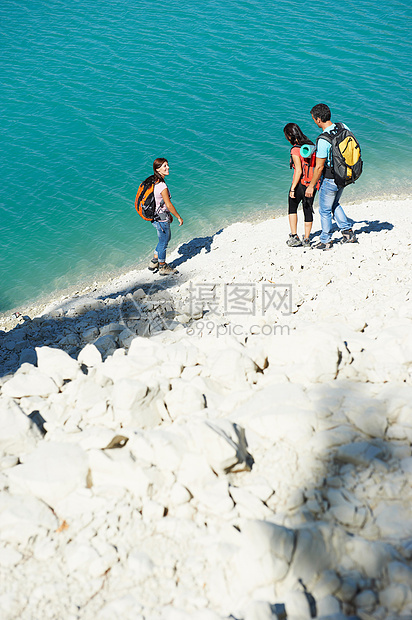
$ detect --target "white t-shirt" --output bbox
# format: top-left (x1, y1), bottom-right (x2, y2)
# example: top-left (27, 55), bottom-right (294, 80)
top-left (154, 182), bottom-right (171, 221)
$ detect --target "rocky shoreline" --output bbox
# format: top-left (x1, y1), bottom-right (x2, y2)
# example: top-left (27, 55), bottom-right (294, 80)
top-left (1, 199), bottom-right (412, 619)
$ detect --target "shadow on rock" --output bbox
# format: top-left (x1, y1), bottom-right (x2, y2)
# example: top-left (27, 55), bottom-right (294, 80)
top-left (169, 229), bottom-right (224, 268)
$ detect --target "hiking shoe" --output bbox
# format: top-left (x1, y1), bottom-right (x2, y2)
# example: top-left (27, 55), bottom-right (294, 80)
top-left (158, 263), bottom-right (177, 276)
top-left (302, 237), bottom-right (311, 248)
top-left (148, 258), bottom-right (159, 271)
top-left (286, 234), bottom-right (302, 247)
top-left (341, 228), bottom-right (358, 243)
top-left (312, 241), bottom-right (333, 251)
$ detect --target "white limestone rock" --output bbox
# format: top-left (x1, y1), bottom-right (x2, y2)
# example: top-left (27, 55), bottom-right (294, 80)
top-left (188, 419), bottom-right (252, 475)
top-left (373, 503), bottom-right (412, 538)
top-left (283, 590), bottom-right (313, 619)
top-left (241, 600), bottom-right (277, 620)
top-left (82, 326), bottom-right (100, 343)
top-left (78, 343), bottom-right (102, 367)
top-left (341, 393), bottom-right (388, 438)
top-left (161, 340), bottom-right (199, 367)
top-left (264, 327), bottom-right (348, 384)
top-left (289, 526), bottom-right (331, 584)
top-left (206, 347), bottom-right (258, 389)
top-left (335, 441), bottom-right (386, 467)
top-left (129, 429), bottom-right (188, 472)
top-left (311, 570), bottom-right (341, 599)
top-left (236, 520), bottom-right (295, 591)
top-left (128, 336), bottom-right (164, 367)
top-left (0, 493), bottom-right (57, 544)
top-left (316, 594), bottom-right (341, 617)
top-left (71, 378), bottom-right (111, 421)
top-left (164, 379), bottom-right (205, 419)
top-left (6, 442), bottom-right (89, 507)
top-left (2, 367), bottom-right (59, 398)
top-left (0, 398), bottom-right (42, 455)
top-left (127, 550), bottom-right (155, 582)
top-left (177, 452), bottom-right (219, 493)
top-left (231, 383), bottom-right (315, 445)
top-left (93, 334), bottom-right (118, 358)
top-left (36, 346), bottom-right (80, 384)
top-left (387, 560), bottom-right (412, 586)
top-left (111, 378), bottom-right (149, 422)
top-left (229, 486), bottom-right (272, 519)
top-left (328, 489), bottom-right (367, 528)
top-left (194, 478), bottom-right (235, 515)
top-left (87, 448), bottom-right (157, 499)
top-left (379, 583), bottom-right (411, 613)
top-left (118, 328), bottom-right (136, 348)
top-left (169, 483), bottom-right (192, 506)
top-left (345, 538), bottom-right (396, 579)
top-left (63, 541), bottom-right (115, 578)
top-left (354, 589), bottom-right (378, 613)
top-left (0, 546), bottom-right (23, 568)
top-left (307, 425), bottom-right (357, 451)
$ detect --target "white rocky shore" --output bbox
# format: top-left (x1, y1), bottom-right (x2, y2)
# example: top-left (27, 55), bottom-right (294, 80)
top-left (1, 198), bottom-right (412, 620)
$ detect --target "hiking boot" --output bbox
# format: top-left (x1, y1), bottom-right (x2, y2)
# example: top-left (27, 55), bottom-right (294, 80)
top-left (302, 237), bottom-right (311, 248)
top-left (312, 241), bottom-right (333, 251)
top-left (148, 258), bottom-right (158, 271)
top-left (341, 228), bottom-right (358, 243)
top-left (286, 234), bottom-right (302, 247)
top-left (158, 263), bottom-right (177, 276)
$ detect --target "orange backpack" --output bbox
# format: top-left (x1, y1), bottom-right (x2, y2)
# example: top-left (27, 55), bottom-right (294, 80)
top-left (135, 175), bottom-right (156, 221)
top-left (290, 146), bottom-right (320, 190)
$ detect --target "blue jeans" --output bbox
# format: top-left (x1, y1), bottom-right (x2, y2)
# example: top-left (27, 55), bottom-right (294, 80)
top-left (318, 178), bottom-right (350, 243)
top-left (152, 221), bottom-right (171, 262)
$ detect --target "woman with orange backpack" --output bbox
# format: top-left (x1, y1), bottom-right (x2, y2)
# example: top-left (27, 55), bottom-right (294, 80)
top-left (147, 158), bottom-right (183, 275)
top-left (283, 123), bottom-right (319, 248)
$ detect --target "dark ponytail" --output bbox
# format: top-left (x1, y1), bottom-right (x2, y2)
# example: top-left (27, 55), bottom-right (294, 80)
top-left (283, 123), bottom-right (314, 147)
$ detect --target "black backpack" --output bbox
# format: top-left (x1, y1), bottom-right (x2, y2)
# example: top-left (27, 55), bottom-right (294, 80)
top-left (135, 175), bottom-right (156, 221)
top-left (318, 122), bottom-right (363, 188)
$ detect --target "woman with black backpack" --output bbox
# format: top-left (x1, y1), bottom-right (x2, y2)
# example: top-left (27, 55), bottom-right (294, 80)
top-left (283, 123), bottom-right (319, 248)
top-left (148, 157), bottom-right (183, 275)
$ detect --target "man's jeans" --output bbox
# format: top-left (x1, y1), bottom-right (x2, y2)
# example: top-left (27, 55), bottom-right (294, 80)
top-left (318, 178), bottom-right (350, 243)
top-left (152, 221), bottom-right (171, 262)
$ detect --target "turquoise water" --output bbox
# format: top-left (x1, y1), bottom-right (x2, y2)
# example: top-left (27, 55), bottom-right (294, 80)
top-left (1, 0), bottom-right (411, 313)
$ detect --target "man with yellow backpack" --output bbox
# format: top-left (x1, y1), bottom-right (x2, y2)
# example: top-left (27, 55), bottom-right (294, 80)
top-left (305, 103), bottom-right (363, 250)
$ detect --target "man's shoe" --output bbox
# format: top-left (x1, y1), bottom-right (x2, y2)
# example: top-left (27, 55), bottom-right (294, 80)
top-left (148, 258), bottom-right (159, 271)
top-left (341, 228), bottom-right (358, 243)
top-left (302, 237), bottom-right (311, 248)
top-left (286, 234), bottom-right (302, 247)
top-left (158, 263), bottom-right (177, 276)
top-left (312, 241), bottom-right (333, 251)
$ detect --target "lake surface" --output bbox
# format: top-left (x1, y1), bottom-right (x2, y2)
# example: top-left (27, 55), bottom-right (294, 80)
top-left (1, 0), bottom-right (411, 313)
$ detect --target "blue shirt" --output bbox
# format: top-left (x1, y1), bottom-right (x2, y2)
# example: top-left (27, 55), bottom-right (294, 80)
top-left (317, 123), bottom-right (349, 166)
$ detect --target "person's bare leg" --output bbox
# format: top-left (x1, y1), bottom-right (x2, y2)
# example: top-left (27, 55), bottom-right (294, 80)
top-left (289, 213), bottom-right (298, 235)
top-left (304, 221), bottom-right (312, 239)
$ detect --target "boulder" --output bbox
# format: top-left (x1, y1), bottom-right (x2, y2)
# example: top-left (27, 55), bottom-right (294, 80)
top-left (7, 442), bottom-right (89, 507)
top-left (2, 368), bottom-right (59, 398)
top-left (78, 343), bottom-right (102, 367)
top-left (0, 493), bottom-right (57, 545)
top-left (0, 398), bottom-right (42, 455)
top-left (36, 346), bottom-right (80, 384)
top-left (236, 520), bottom-right (296, 590)
top-left (93, 335), bottom-right (118, 359)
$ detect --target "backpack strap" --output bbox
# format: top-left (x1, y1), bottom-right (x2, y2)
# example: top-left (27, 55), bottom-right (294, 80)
top-left (289, 145), bottom-right (300, 169)
top-left (316, 132), bottom-right (332, 146)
